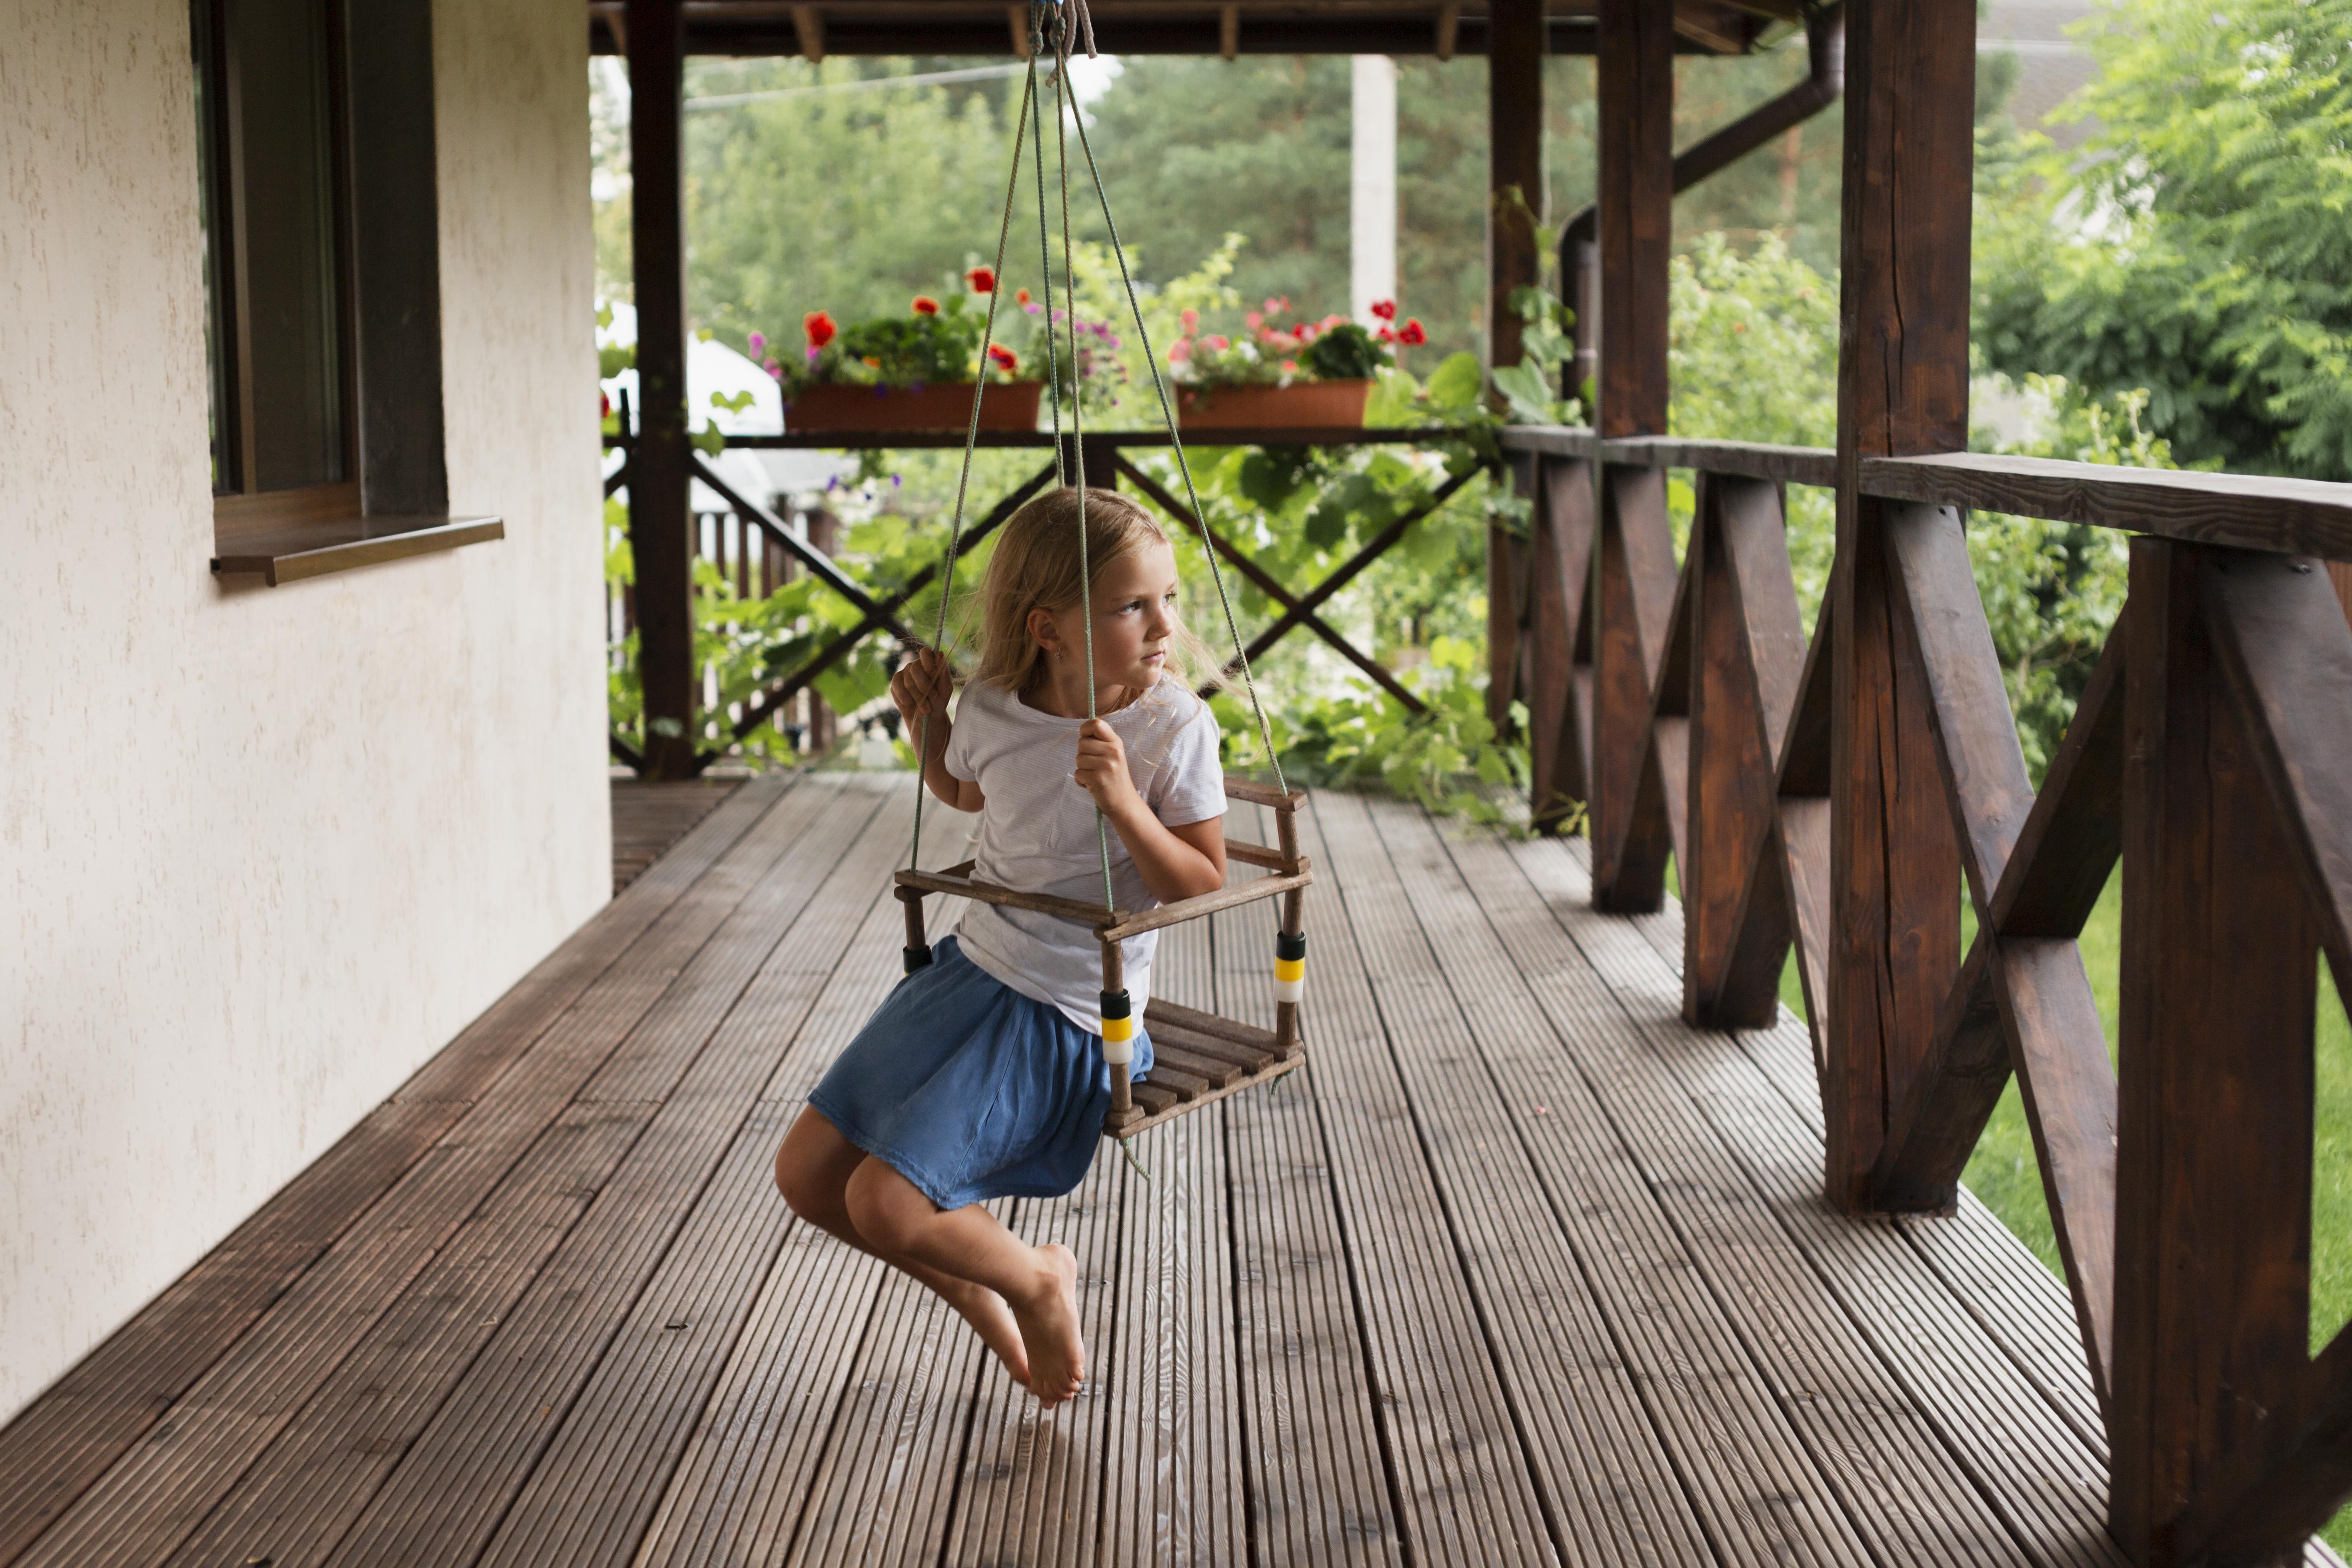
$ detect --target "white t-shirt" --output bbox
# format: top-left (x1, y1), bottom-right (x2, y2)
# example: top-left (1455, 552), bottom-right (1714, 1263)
top-left (944, 675), bottom-right (1226, 1033)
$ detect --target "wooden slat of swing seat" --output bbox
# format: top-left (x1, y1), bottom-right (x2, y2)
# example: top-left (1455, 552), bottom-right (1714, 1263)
top-left (1102, 996), bottom-right (1308, 1139)
top-left (893, 863), bottom-right (1313, 942)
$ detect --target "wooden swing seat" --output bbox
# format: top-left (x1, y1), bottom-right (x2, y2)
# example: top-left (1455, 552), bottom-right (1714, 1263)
top-left (891, 776), bottom-right (1313, 1139)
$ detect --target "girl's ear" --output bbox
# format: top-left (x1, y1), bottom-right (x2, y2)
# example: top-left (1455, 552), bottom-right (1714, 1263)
top-left (1025, 605), bottom-right (1062, 656)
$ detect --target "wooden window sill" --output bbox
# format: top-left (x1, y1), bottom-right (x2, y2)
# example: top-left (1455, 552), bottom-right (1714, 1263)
top-left (210, 515), bottom-right (503, 586)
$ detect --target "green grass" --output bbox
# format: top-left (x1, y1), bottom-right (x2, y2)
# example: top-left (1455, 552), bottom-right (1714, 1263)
top-left (1776, 875), bottom-right (2352, 1551)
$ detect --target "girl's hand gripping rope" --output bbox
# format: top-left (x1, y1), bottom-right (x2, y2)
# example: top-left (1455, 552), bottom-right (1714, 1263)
top-left (1073, 718), bottom-right (1142, 819)
top-left (891, 647), bottom-right (954, 729)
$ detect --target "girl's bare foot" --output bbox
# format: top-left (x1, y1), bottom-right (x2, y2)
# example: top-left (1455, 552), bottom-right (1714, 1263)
top-left (1011, 1244), bottom-right (1084, 1407)
top-left (946, 1280), bottom-right (1030, 1389)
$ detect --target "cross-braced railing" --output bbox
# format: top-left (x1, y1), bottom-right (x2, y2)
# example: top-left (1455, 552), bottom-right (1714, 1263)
top-left (1496, 425), bottom-right (2352, 1563)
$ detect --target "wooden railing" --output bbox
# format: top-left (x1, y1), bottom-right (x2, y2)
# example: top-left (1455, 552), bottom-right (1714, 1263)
top-left (1492, 425), bottom-right (2352, 1562)
top-left (605, 425), bottom-right (1478, 769)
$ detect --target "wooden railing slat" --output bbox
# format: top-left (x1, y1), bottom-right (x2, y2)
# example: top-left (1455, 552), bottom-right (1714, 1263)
top-left (1988, 623), bottom-right (2126, 939)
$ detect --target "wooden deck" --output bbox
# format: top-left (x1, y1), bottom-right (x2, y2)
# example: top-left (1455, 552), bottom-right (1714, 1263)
top-left (3, 769), bottom-right (2337, 1567)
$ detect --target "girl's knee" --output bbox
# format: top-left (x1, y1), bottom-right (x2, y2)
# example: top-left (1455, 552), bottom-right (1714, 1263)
top-left (843, 1159), bottom-right (916, 1252)
top-left (774, 1139), bottom-right (835, 1223)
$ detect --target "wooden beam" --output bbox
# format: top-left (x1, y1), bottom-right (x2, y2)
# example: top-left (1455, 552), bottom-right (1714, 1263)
top-left (1822, 0), bottom-right (1973, 1211)
top-left (1218, 3), bottom-right (1238, 58)
top-left (1435, 0), bottom-right (1461, 60)
top-left (1487, 457), bottom-right (1532, 734)
top-left (625, 0), bottom-right (697, 779)
top-left (1863, 450), bottom-right (2352, 562)
top-left (1684, 474), bottom-right (1805, 1026)
top-left (1587, 462), bottom-right (1677, 908)
top-left (791, 3), bottom-right (823, 61)
top-left (1008, 4), bottom-right (1029, 58)
top-left (1987, 619), bottom-right (2125, 937)
top-left (1526, 455), bottom-right (1597, 829)
top-left (2112, 538), bottom-right (2322, 1561)
top-left (1487, 0), bottom-right (1544, 379)
top-left (1595, 0), bottom-right (1673, 437)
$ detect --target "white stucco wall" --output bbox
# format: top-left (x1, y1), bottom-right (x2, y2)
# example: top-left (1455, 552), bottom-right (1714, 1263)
top-left (0, 0), bottom-right (608, 1421)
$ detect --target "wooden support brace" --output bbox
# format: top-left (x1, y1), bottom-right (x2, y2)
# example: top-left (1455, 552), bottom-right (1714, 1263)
top-left (1685, 473), bottom-right (1808, 1026)
top-left (1589, 462), bottom-right (1677, 909)
top-left (1526, 455), bottom-right (1597, 830)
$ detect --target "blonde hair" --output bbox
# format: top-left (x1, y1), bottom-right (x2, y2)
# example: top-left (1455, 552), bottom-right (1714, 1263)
top-left (967, 486), bottom-right (1217, 696)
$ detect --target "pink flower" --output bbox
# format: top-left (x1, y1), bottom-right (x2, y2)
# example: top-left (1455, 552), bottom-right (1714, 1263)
top-left (1180, 307), bottom-right (1199, 331)
top-left (1281, 359), bottom-right (1297, 374)
top-left (1204, 334), bottom-right (1229, 352)
top-left (1245, 311), bottom-right (1263, 329)
top-left (747, 330), bottom-right (767, 353)
top-left (1264, 296), bottom-right (1287, 316)
top-left (1168, 338), bottom-right (1191, 364)
top-left (1369, 299), bottom-right (1397, 322)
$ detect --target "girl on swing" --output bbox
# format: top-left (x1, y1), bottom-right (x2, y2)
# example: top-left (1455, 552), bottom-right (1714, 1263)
top-left (774, 484), bottom-right (1228, 1408)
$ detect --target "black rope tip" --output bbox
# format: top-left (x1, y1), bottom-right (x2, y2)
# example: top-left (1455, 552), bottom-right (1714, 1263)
top-left (904, 946), bottom-right (935, 974)
top-left (1277, 932), bottom-right (1307, 962)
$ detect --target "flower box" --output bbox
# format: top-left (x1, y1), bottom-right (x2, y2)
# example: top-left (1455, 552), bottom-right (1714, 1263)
top-left (785, 380), bottom-right (1042, 433)
top-left (1175, 379), bottom-right (1372, 431)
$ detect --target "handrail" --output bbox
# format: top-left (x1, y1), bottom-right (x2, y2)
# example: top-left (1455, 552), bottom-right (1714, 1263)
top-left (1861, 451), bottom-right (2352, 559)
top-left (1498, 430), bottom-right (2352, 559)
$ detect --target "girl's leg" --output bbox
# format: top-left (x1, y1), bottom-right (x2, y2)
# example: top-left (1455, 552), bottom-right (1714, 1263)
top-left (774, 1107), bottom-right (1032, 1389)
top-left (841, 1156), bottom-right (1084, 1407)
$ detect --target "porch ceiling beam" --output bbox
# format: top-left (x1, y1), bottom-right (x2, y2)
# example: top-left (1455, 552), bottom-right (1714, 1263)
top-left (585, 3), bottom-right (1773, 55)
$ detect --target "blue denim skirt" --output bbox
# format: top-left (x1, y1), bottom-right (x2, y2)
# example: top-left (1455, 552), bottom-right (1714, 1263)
top-left (807, 936), bottom-right (1155, 1210)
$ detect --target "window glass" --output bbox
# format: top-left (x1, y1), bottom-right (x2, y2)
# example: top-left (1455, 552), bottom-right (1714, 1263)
top-left (196, 0), bottom-right (348, 495)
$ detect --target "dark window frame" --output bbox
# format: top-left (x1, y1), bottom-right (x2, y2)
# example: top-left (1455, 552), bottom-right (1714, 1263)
top-left (193, 0), bottom-right (364, 536)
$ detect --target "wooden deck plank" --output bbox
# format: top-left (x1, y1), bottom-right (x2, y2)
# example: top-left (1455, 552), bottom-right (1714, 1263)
top-left (16, 773), bottom-right (2317, 1568)
top-left (1496, 829), bottom-right (2128, 1568)
top-left (1266, 799), bottom-right (1560, 1565)
top-left (5, 776), bottom-right (826, 1568)
top-left (468, 792), bottom-right (920, 1568)
top-left (943, 1163), bottom-right (1126, 1566)
top-left (0, 775), bottom-right (790, 1568)
top-left (611, 777), bottom-right (745, 893)
top-left (299, 782), bottom-right (891, 1568)
top-left (628, 856), bottom-right (965, 1568)
top-left (1201, 815), bottom-right (1403, 1567)
top-left (1100, 911), bottom-right (1247, 1568)
top-left (1321, 791), bottom-right (1840, 1567)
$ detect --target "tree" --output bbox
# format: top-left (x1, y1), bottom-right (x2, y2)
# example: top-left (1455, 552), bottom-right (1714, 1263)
top-left (1976, 0), bottom-right (2352, 479)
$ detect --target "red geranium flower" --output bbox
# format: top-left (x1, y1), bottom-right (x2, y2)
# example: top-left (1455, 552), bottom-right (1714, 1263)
top-left (912, 295), bottom-right (940, 316)
top-left (600, 390), bottom-right (611, 418)
top-left (967, 266), bottom-right (995, 294)
top-left (1370, 299), bottom-right (1397, 322)
top-left (804, 310), bottom-right (837, 348)
top-left (988, 344), bottom-right (1019, 371)
top-left (1376, 325), bottom-right (1397, 344)
top-left (1017, 288), bottom-right (1032, 305)
top-left (1398, 318), bottom-right (1427, 347)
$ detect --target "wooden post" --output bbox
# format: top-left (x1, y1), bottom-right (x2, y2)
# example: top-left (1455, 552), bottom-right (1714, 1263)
top-left (805, 507), bottom-right (838, 754)
top-left (626, 0), bottom-right (697, 779)
top-left (1486, 0), bottom-right (1544, 377)
top-left (1595, 0), bottom-right (1670, 441)
top-left (1821, 0), bottom-right (1973, 1210)
top-left (2111, 540), bottom-right (2320, 1564)
top-left (1584, 0), bottom-right (1677, 902)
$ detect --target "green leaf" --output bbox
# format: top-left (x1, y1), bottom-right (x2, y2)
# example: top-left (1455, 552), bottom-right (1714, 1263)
top-left (1490, 361), bottom-right (1558, 425)
top-left (1426, 351), bottom-right (1485, 415)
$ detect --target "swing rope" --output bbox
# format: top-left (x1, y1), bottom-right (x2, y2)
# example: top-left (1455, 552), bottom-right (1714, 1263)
top-left (907, 0), bottom-right (1287, 906)
top-left (907, 60), bottom-right (1038, 882)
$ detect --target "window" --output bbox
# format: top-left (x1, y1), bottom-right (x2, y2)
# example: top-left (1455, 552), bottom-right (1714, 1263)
top-left (192, 1), bottom-right (479, 582)
top-left (193, 0), bottom-right (358, 521)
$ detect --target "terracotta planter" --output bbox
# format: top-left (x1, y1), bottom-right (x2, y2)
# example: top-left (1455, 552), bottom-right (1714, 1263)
top-left (1175, 378), bottom-right (1372, 431)
top-left (785, 380), bottom-right (1042, 432)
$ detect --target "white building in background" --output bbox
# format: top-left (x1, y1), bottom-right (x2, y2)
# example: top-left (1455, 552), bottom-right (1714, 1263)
top-left (595, 300), bottom-right (853, 510)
